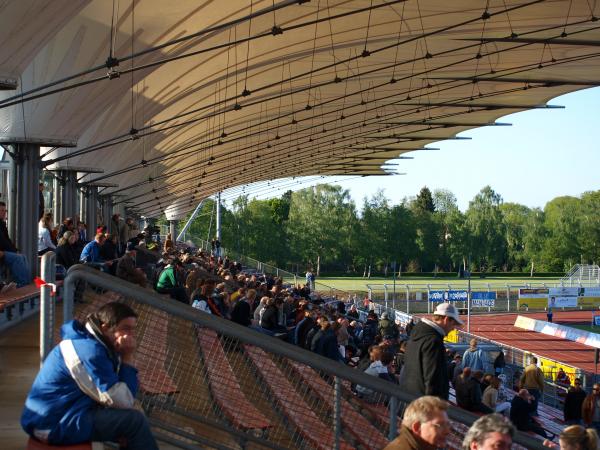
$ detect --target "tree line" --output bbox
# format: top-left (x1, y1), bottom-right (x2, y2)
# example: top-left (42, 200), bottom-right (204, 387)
top-left (171, 184), bottom-right (600, 275)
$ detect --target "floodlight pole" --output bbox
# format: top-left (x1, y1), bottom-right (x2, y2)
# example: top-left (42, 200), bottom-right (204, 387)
top-left (467, 270), bottom-right (471, 334)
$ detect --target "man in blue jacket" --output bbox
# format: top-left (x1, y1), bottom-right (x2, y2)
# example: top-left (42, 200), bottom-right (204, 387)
top-left (21, 302), bottom-right (158, 449)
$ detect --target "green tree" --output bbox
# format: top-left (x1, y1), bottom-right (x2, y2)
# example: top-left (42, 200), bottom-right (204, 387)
top-left (500, 202), bottom-right (531, 271)
top-left (414, 186), bottom-right (435, 213)
top-left (542, 196), bottom-right (582, 271)
top-left (465, 186), bottom-right (506, 271)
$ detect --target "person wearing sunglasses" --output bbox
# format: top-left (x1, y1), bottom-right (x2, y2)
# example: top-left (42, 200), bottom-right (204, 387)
top-left (564, 378), bottom-right (587, 426)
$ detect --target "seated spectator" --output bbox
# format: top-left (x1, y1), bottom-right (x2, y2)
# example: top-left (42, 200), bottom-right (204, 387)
top-left (482, 377), bottom-right (511, 415)
top-left (80, 233), bottom-right (113, 272)
top-left (260, 297), bottom-right (286, 333)
top-left (100, 234), bottom-right (119, 262)
top-left (38, 213), bottom-right (56, 256)
top-left (57, 217), bottom-right (75, 240)
top-left (231, 289), bottom-right (254, 327)
top-left (156, 259), bottom-right (188, 304)
top-left (461, 413), bottom-right (515, 450)
top-left (455, 368), bottom-right (493, 414)
top-left (383, 396), bottom-right (450, 450)
top-left (462, 339), bottom-right (487, 372)
top-left (556, 424), bottom-right (599, 450)
top-left (116, 243), bottom-right (147, 288)
top-left (0, 201), bottom-right (32, 288)
top-left (510, 389), bottom-right (553, 439)
top-left (556, 368), bottom-right (571, 387)
top-left (356, 346), bottom-right (397, 402)
top-left (378, 312), bottom-right (399, 340)
top-left (311, 318), bottom-right (341, 362)
top-left (21, 302), bottom-right (158, 448)
top-left (294, 309), bottom-right (316, 348)
top-left (253, 296), bottom-right (269, 323)
top-left (55, 231), bottom-right (79, 269)
top-left (347, 304), bottom-right (359, 320)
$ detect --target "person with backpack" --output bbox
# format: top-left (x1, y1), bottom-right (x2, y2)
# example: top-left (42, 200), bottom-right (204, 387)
top-left (378, 312), bottom-right (399, 340)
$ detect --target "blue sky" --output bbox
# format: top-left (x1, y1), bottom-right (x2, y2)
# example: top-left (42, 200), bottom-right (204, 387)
top-left (336, 86), bottom-right (600, 211)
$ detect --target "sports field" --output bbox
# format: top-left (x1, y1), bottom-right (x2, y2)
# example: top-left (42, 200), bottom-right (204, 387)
top-left (317, 276), bottom-right (562, 293)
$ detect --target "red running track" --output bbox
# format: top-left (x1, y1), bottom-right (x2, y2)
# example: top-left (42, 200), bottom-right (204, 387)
top-left (460, 311), bottom-right (597, 373)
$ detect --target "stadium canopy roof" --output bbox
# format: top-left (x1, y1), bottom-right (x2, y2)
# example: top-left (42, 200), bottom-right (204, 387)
top-left (1, 0), bottom-right (598, 218)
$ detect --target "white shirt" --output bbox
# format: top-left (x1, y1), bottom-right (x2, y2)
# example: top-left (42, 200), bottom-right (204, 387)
top-left (38, 225), bottom-right (56, 252)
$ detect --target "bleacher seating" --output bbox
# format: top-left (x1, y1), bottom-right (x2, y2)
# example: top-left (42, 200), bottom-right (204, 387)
top-left (289, 361), bottom-right (388, 449)
top-left (196, 327), bottom-right (271, 433)
top-left (244, 344), bottom-right (355, 450)
top-left (26, 437), bottom-right (97, 449)
top-left (0, 283), bottom-right (39, 328)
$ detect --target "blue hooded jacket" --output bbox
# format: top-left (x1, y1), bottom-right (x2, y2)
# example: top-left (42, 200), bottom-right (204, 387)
top-left (21, 320), bottom-right (138, 444)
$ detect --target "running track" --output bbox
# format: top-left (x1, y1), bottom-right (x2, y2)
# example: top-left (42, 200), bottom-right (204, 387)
top-left (458, 311), bottom-right (597, 373)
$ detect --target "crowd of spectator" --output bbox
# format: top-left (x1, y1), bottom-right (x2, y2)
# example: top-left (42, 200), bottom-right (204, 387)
top-left (5, 203), bottom-right (600, 449)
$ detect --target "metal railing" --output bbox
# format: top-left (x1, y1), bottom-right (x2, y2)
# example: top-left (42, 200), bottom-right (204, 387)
top-left (560, 264), bottom-right (600, 287)
top-left (54, 265), bottom-right (545, 449)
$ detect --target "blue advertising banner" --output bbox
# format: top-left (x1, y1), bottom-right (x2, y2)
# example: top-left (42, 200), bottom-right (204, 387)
top-left (447, 290), bottom-right (468, 301)
top-left (471, 291), bottom-right (496, 307)
top-left (428, 290), bottom-right (446, 302)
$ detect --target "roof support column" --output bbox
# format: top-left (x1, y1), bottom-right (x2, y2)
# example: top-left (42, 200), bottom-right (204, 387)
top-left (169, 220), bottom-right (178, 242)
top-left (85, 186), bottom-right (99, 236)
top-left (100, 195), bottom-right (113, 228)
top-left (10, 143), bottom-right (40, 279)
top-left (60, 170), bottom-right (78, 220)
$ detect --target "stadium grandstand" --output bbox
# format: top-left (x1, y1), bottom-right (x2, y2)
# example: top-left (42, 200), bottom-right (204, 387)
top-left (1, 1), bottom-right (600, 449)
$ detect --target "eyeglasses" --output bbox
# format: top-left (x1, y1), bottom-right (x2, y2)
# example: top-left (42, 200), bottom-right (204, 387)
top-left (426, 421), bottom-right (452, 431)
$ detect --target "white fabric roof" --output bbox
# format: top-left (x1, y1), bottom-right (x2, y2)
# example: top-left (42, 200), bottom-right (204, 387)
top-left (1, 0), bottom-right (598, 217)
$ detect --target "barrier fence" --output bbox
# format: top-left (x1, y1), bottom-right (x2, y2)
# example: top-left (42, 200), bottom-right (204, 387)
top-left (50, 265), bottom-right (546, 450)
top-left (367, 282), bottom-right (600, 314)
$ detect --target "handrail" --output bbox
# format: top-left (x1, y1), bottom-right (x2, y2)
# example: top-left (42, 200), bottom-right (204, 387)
top-left (62, 264), bottom-right (546, 449)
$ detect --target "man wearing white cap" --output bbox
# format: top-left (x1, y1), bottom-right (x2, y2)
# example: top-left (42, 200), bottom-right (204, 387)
top-left (399, 303), bottom-right (463, 400)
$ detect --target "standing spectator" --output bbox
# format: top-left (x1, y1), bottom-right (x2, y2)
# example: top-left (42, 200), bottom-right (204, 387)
top-left (76, 222), bottom-right (88, 251)
top-left (405, 318), bottom-right (415, 337)
top-left (21, 302), bottom-right (158, 449)
top-left (360, 311), bottom-right (379, 353)
top-left (564, 378), bottom-right (587, 425)
top-left (400, 303), bottom-right (463, 400)
top-left (164, 233), bottom-right (174, 253)
top-left (383, 396), bottom-right (450, 450)
top-left (109, 214), bottom-right (127, 256)
top-left (520, 356), bottom-right (544, 415)
top-left (493, 350), bottom-right (506, 376)
top-left (448, 354), bottom-right (462, 385)
top-left (582, 383), bottom-right (600, 435)
top-left (461, 413), bottom-right (515, 450)
top-left (214, 236), bottom-right (221, 258)
top-left (462, 339), bottom-right (487, 372)
top-left (38, 182), bottom-right (45, 219)
top-left (0, 201), bottom-right (32, 288)
top-left (100, 234), bottom-right (118, 262)
top-left (55, 231), bottom-right (79, 269)
top-left (38, 213), bottom-right (56, 255)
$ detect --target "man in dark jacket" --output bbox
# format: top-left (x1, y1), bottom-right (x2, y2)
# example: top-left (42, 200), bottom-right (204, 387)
top-left (510, 389), bottom-right (551, 439)
top-left (294, 310), bottom-right (316, 348)
top-left (399, 303), bottom-right (463, 400)
top-left (378, 312), bottom-right (399, 339)
top-left (564, 377), bottom-right (587, 425)
top-left (116, 243), bottom-right (147, 288)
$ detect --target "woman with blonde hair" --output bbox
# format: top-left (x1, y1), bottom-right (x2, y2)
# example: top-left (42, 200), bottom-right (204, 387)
top-left (557, 425), bottom-right (599, 450)
top-left (38, 212), bottom-right (56, 255)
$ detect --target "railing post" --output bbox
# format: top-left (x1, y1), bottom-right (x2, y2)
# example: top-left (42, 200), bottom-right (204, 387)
top-left (506, 284), bottom-right (511, 312)
top-left (427, 284), bottom-right (431, 314)
top-left (40, 251), bottom-right (56, 364)
top-left (384, 284), bottom-right (388, 310)
top-left (388, 396), bottom-right (399, 440)
top-left (333, 376), bottom-right (341, 450)
top-left (406, 285), bottom-right (410, 315)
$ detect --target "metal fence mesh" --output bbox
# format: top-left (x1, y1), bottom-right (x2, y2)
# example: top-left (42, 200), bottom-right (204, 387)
top-left (58, 269), bottom-right (538, 450)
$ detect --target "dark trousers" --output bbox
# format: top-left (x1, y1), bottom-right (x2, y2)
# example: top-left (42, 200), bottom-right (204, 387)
top-left (91, 408), bottom-right (158, 450)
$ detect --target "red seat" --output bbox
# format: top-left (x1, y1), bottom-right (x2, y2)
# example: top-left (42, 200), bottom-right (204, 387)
top-left (26, 437), bottom-right (92, 450)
